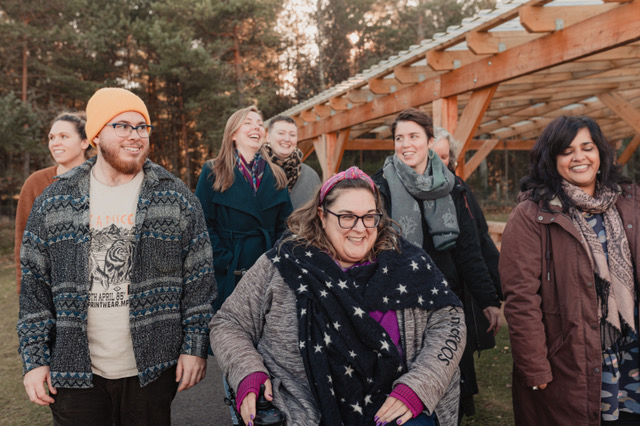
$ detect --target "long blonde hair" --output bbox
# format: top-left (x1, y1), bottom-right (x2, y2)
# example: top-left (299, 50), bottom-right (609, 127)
top-left (211, 106), bottom-right (287, 192)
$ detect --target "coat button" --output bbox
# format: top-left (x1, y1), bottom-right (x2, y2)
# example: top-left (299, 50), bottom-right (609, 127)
top-left (538, 216), bottom-right (543, 220)
top-left (586, 282), bottom-right (593, 287)
top-left (629, 225), bottom-right (633, 229)
top-left (550, 217), bottom-right (555, 221)
top-left (627, 194), bottom-right (632, 198)
top-left (594, 368), bottom-right (600, 373)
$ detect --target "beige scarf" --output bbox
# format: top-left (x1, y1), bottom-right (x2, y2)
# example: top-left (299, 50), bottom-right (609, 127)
top-left (562, 181), bottom-right (635, 349)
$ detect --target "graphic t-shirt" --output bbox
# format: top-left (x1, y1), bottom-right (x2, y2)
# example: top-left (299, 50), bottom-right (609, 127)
top-left (87, 170), bottom-right (144, 379)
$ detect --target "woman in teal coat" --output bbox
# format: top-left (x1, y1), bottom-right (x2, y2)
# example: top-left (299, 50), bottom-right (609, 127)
top-left (196, 106), bottom-right (292, 312)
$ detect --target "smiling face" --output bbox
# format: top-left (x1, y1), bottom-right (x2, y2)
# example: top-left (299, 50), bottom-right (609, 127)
top-left (266, 120), bottom-right (298, 160)
top-left (95, 111), bottom-right (150, 177)
top-left (394, 120), bottom-right (431, 174)
top-left (233, 111), bottom-right (265, 160)
top-left (556, 127), bottom-right (600, 196)
top-left (48, 119), bottom-right (89, 170)
top-left (319, 188), bottom-right (378, 269)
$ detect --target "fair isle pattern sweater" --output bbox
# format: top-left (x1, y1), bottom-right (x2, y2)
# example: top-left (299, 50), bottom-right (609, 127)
top-left (17, 158), bottom-right (216, 388)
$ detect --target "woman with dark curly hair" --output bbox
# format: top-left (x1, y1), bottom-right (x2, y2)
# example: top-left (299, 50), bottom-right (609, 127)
top-left (500, 116), bottom-right (640, 425)
top-left (211, 167), bottom-right (466, 426)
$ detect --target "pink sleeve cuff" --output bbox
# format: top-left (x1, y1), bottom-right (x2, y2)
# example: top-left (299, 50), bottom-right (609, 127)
top-left (236, 372), bottom-right (269, 413)
top-left (390, 384), bottom-right (425, 418)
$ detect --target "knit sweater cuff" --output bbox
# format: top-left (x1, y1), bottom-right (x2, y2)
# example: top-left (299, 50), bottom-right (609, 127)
top-left (391, 384), bottom-right (424, 418)
top-left (236, 372), bottom-right (269, 413)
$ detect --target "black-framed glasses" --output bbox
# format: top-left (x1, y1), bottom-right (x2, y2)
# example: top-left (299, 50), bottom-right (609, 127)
top-left (107, 123), bottom-right (154, 138)
top-left (324, 209), bottom-right (382, 229)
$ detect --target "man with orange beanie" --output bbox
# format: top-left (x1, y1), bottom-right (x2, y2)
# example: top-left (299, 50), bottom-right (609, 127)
top-left (17, 87), bottom-right (216, 425)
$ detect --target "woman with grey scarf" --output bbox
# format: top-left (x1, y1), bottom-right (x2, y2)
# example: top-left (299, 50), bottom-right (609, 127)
top-left (371, 109), bottom-right (502, 420)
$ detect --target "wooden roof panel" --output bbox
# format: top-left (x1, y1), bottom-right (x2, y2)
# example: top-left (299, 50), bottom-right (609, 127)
top-left (274, 0), bottom-right (640, 179)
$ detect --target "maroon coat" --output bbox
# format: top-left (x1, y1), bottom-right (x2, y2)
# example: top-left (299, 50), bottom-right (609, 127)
top-left (499, 183), bottom-right (639, 426)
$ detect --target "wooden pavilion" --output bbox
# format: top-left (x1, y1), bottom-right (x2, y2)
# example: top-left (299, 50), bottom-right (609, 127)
top-left (276, 0), bottom-right (640, 181)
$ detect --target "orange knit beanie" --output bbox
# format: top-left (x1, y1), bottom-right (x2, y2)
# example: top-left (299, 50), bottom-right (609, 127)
top-left (86, 87), bottom-right (151, 147)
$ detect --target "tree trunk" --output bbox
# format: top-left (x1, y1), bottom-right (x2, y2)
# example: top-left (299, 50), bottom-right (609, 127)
top-left (22, 39), bottom-right (30, 179)
top-left (315, 0), bottom-right (326, 92)
top-left (233, 25), bottom-right (244, 106)
top-left (178, 83), bottom-right (191, 188)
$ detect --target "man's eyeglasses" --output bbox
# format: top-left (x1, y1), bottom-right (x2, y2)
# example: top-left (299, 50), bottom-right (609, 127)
top-left (324, 209), bottom-right (382, 229)
top-left (107, 123), bottom-right (154, 138)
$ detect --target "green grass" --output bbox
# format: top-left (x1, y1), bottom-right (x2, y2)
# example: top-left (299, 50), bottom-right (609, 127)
top-left (1, 218), bottom-right (515, 425)
top-left (0, 217), bottom-right (15, 256)
top-left (0, 258), bottom-right (51, 425)
top-left (461, 321), bottom-right (514, 425)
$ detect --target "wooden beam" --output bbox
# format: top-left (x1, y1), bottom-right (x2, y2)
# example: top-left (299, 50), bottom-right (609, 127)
top-left (314, 104), bottom-right (333, 118)
top-left (454, 85), bottom-right (498, 179)
top-left (329, 96), bottom-right (352, 111)
top-left (300, 110), bottom-right (318, 122)
top-left (618, 133), bottom-right (640, 164)
top-left (299, 139), bottom-right (315, 161)
top-left (443, 0), bottom-right (640, 98)
top-left (461, 139), bottom-right (500, 180)
top-left (333, 129), bottom-right (350, 175)
top-left (313, 135), bottom-right (328, 179)
top-left (433, 96), bottom-right (458, 135)
top-left (346, 89), bottom-right (374, 103)
top-left (393, 64), bottom-right (432, 84)
top-left (369, 77), bottom-right (407, 94)
top-left (468, 139), bottom-right (535, 151)
top-left (597, 92), bottom-right (640, 134)
top-left (345, 138), bottom-right (536, 151)
top-left (296, 0), bottom-right (640, 141)
top-left (466, 30), bottom-right (540, 55)
top-left (519, 3), bottom-right (619, 33)
top-left (427, 50), bottom-right (486, 71)
top-left (346, 139), bottom-right (393, 150)
top-left (314, 130), bottom-right (351, 181)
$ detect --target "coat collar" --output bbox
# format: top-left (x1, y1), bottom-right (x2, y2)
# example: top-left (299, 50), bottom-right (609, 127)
top-left (212, 164), bottom-right (289, 223)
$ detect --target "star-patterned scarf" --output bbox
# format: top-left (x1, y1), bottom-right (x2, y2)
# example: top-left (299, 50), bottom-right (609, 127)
top-left (267, 235), bottom-right (461, 425)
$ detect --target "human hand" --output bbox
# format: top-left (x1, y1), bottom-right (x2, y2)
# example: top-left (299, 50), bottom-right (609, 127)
top-left (374, 396), bottom-right (412, 425)
top-left (483, 306), bottom-right (502, 336)
top-left (240, 379), bottom-right (273, 426)
top-left (23, 365), bottom-right (56, 405)
top-left (176, 354), bottom-right (207, 392)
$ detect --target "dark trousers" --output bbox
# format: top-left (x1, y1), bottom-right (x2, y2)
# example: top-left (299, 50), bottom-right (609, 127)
top-left (50, 366), bottom-right (178, 426)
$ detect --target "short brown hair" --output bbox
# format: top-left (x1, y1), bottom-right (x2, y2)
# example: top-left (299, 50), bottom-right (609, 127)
top-left (392, 108), bottom-right (434, 141)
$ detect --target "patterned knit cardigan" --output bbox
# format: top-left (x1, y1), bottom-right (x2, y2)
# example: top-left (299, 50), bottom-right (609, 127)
top-left (17, 157), bottom-right (216, 388)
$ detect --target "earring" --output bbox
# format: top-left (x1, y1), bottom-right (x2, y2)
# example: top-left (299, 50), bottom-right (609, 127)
top-left (597, 170), bottom-right (601, 174)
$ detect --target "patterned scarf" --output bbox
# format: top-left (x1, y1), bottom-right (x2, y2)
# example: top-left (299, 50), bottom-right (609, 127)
top-left (235, 150), bottom-right (265, 195)
top-left (562, 181), bottom-right (635, 349)
top-left (265, 145), bottom-right (302, 191)
top-left (383, 154), bottom-right (459, 250)
top-left (267, 236), bottom-right (461, 425)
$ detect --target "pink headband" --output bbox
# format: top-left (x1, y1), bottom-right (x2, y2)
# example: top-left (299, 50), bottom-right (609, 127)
top-left (319, 166), bottom-right (376, 203)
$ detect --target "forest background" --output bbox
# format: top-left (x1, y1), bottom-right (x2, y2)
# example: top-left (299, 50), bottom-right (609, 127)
top-left (0, 0), bottom-right (499, 217)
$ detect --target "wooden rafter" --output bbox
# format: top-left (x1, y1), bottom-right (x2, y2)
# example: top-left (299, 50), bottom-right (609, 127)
top-left (296, 0), bottom-right (640, 142)
top-left (618, 134), bottom-right (640, 164)
top-left (454, 86), bottom-right (498, 179)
